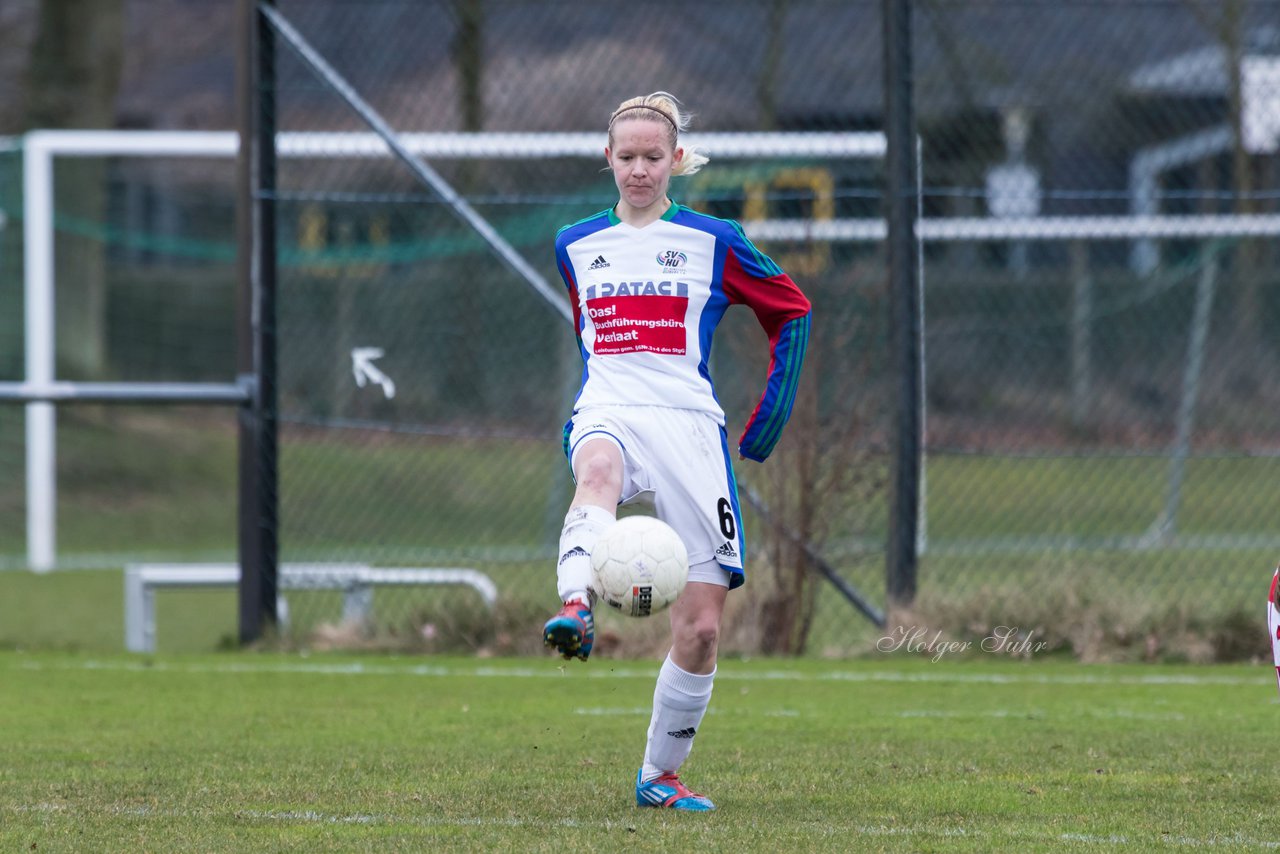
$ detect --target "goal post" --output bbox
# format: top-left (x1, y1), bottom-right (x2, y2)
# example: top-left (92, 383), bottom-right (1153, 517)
top-left (4, 131), bottom-right (253, 573)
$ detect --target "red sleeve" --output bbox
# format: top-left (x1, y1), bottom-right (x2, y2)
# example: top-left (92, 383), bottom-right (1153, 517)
top-left (721, 249), bottom-right (812, 462)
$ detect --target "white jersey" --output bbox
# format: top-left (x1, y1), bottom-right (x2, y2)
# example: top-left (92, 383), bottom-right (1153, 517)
top-left (554, 203), bottom-right (810, 463)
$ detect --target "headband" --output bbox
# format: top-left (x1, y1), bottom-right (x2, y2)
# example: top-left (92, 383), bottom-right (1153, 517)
top-left (609, 103), bottom-right (678, 134)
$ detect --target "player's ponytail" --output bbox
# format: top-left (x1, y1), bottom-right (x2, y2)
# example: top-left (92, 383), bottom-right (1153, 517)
top-left (608, 91), bottom-right (709, 176)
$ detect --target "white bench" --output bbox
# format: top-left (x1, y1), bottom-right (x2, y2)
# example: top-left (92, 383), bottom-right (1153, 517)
top-left (124, 563), bottom-right (498, 653)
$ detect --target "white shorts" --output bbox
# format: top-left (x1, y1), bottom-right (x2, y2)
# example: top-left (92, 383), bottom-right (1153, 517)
top-left (565, 406), bottom-right (745, 589)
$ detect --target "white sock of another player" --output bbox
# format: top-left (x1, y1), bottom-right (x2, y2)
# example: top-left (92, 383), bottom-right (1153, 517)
top-left (640, 654), bottom-right (715, 783)
top-left (556, 504), bottom-right (614, 607)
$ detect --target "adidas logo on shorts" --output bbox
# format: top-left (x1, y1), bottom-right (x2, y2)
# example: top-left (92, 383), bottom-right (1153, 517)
top-left (715, 542), bottom-right (738, 559)
top-left (587, 255), bottom-right (610, 270)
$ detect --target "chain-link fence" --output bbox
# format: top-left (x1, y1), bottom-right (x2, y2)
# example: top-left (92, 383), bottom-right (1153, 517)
top-left (0, 143), bottom-right (23, 565)
top-left (253, 0), bottom-right (896, 654)
top-left (2, 0), bottom-right (1278, 656)
top-left (911, 1), bottom-right (1280, 646)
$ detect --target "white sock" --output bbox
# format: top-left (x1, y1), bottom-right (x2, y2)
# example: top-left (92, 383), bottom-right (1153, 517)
top-left (641, 654), bottom-right (715, 782)
top-left (556, 504), bottom-right (614, 606)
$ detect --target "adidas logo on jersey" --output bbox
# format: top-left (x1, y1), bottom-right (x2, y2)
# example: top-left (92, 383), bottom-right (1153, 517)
top-left (587, 255), bottom-right (610, 270)
top-left (715, 542), bottom-right (738, 559)
top-left (666, 727), bottom-right (697, 739)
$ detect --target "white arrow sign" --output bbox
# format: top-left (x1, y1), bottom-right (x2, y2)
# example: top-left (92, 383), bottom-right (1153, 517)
top-left (351, 347), bottom-right (396, 399)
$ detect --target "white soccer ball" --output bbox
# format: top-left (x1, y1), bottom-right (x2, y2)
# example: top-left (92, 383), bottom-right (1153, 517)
top-left (590, 515), bottom-right (689, 617)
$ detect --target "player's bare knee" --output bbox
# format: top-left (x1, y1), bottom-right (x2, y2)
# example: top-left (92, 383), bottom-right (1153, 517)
top-left (575, 452), bottom-right (621, 495)
top-left (674, 615), bottom-right (719, 659)
top-left (691, 621), bottom-right (719, 655)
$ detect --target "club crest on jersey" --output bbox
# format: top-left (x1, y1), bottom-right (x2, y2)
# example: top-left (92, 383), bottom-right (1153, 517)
top-left (657, 250), bottom-right (688, 271)
top-left (583, 281), bottom-right (689, 299)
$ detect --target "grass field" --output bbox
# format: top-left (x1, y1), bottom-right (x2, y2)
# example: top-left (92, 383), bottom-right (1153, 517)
top-left (0, 554), bottom-right (1271, 665)
top-left (2, 651), bottom-right (1277, 852)
top-left (2, 408), bottom-right (1278, 663)
top-left (5, 408), bottom-right (1280, 563)
top-left (0, 566), bottom-right (888, 658)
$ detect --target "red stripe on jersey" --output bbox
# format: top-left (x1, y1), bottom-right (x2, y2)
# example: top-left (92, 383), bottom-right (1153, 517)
top-left (561, 260), bottom-right (584, 335)
top-left (720, 248), bottom-right (811, 458)
top-left (720, 249), bottom-right (811, 343)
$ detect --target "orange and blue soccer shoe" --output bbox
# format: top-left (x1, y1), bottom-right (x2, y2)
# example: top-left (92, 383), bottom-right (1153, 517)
top-left (542, 599), bottom-right (594, 661)
top-left (635, 769), bottom-right (716, 811)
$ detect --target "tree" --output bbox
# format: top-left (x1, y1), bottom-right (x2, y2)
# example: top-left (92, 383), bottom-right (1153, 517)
top-left (726, 273), bottom-right (885, 655)
top-left (452, 0), bottom-right (483, 135)
top-left (23, 0), bottom-right (125, 378)
top-left (1183, 0), bottom-right (1263, 351)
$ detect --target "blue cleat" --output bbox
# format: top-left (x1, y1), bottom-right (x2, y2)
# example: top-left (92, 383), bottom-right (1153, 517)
top-left (543, 599), bottom-right (594, 661)
top-left (635, 769), bottom-right (716, 811)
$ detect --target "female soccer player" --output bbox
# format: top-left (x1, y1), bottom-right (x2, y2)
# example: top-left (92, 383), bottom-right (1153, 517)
top-left (543, 92), bottom-right (811, 811)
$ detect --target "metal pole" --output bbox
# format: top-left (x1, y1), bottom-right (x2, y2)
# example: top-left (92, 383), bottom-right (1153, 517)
top-left (0, 381), bottom-right (250, 403)
top-left (1069, 240), bottom-right (1093, 428)
top-left (883, 0), bottom-right (920, 608)
top-left (1155, 247), bottom-right (1218, 541)
top-left (258, 3), bottom-right (572, 324)
top-left (22, 134), bottom-right (56, 571)
top-left (236, 0), bottom-right (279, 644)
top-left (740, 486), bottom-right (886, 628)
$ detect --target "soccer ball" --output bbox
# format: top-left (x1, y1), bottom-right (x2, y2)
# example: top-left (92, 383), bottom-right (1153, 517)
top-left (590, 515), bottom-right (689, 617)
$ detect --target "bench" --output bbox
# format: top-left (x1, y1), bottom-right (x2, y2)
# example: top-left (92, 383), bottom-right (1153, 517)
top-left (124, 562), bottom-right (498, 653)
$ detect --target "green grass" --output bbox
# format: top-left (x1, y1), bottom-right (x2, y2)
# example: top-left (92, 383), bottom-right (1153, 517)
top-left (2, 409), bottom-right (1277, 658)
top-left (925, 453), bottom-right (1280, 539)
top-left (0, 569), bottom-right (244, 654)
top-left (0, 408), bottom-right (240, 561)
top-left (1, 651), bottom-right (1276, 852)
top-left (6, 409), bottom-right (1280, 566)
top-left (0, 568), bottom-right (522, 655)
top-left (0, 566), bottom-right (884, 660)
top-left (0, 555), bottom-right (1266, 664)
